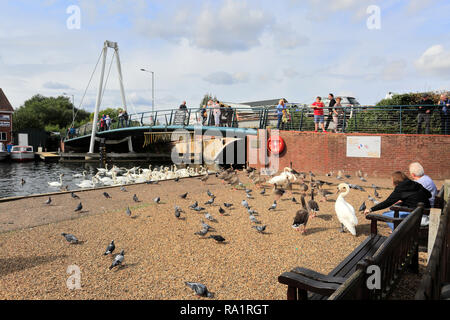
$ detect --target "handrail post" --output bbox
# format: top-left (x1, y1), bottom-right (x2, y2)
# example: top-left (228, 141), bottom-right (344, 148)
top-left (153, 111), bottom-right (158, 126)
top-left (169, 110), bottom-right (173, 125)
top-left (233, 109), bottom-right (237, 128)
top-left (399, 106), bottom-right (402, 134)
top-left (299, 109), bottom-right (304, 131)
top-left (343, 108), bottom-right (347, 133)
top-left (140, 113), bottom-right (144, 126)
top-left (354, 109), bottom-right (358, 132)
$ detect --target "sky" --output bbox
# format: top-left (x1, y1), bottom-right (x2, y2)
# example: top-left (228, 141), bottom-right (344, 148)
top-left (1, 0), bottom-right (450, 114)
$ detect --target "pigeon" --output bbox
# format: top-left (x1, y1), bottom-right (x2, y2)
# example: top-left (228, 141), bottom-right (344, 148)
top-left (201, 220), bottom-right (213, 231)
top-left (204, 197), bottom-right (215, 205)
top-left (104, 240), bottom-right (115, 255)
top-left (372, 184), bottom-right (380, 190)
top-left (249, 214), bottom-right (260, 224)
top-left (109, 250), bottom-right (124, 270)
top-left (71, 192), bottom-right (80, 199)
top-left (218, 207), bottom-right (226, 215)
top-left (194, 228), bottom-right (209, 236)
top-left (208, 235), bottom-right (225, 243)
top-left (359, 201), bottom-right (367, 212)
top-left (45, 197), bottom-right (52, 205)
top-left (260, 188), bottom-right (266, 195)
top-left (126, 207), bottom-right (132, 217)
top-left (61, 233), bottom-right (78, 244)
top-left (374, 189), bottom-right (380, 198)
top-left (252, 225), bottom-right (266, 233)
top-left (180, 192), bottom-right (188, 199)
top-left (153, 197), bottom-right (161, 204)
top-left (246, 193), bottom-right (254, 199)
top-left (204, 212), bottom-right (216, 222)
top-left (325, 172), bottom-right (333, 177)
top-left (223, 203), bottom-right (233, 208)
top-left (185, 282), bottom-right (214, 298)
top-left (247, 208), bottom-right (257, 215)
top-left (193, 206), bottom-right (205, 212)
top-left (344, 174), bottom-right (351, 179)
top-left (245, 188), bottom-right (252, 194)
top-left (291, 197), bottom-right (298, 203)
top-left (120, 186), bottom-right (127, 192)
top-left (175, 209), bottom-right (181, 219)
top-left (133, 194), bottom-right (140, 202)
top-left (189, 201), bottom-right (199, 209)
top-left (241, 200), bottom-right (249, 208)
top-left (268, 200), bottom-right (277, 211)
top-left (200, 174), bottom-right (209, 182)
top-left (103, 192), bottom-right (112, 199)
top-left (368, 195), bottom-right (377, 203)
top-left (174, 177), bottom-right (180, 182)
top-left (207, 190), bottom-right (215, 198)
top-left (74, 202), bottom-right (82, 212)
top-left (359, 176), bottom-right (367, 182)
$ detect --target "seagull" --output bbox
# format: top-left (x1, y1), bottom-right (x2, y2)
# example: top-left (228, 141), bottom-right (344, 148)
top-left (268, 200), bottom-right (277, 211)
top-left (103, 192), bottom-right (112, 199)
top-left (154, 197), bottom-right (161, 204)
top-left (180, 192), bottom-right (188, 199)
top-left (71, 192), bottom-right (80, 199)
top-left (185, 282), bottom-right (214, 298)
top-left (126, 207), bottom-right (132, 217)
top-left (45, 197), bottom-right (52, 205)
top-left (74, 202), bottom-right (82, 212)
top-left (133, 194), bottom-right (140, 202)
top-left (61, 233), bottom-right (78, 244)
top-left (252, 225), bottom-right (266, 233)
top-left (104, 240), bottom-right (115, 255)
top-left (223, 202), bottom-right (233, 208)
top-left (109, 250), bottom-right (124, 270)
top-left (208, 235), bottom-right (225, 243)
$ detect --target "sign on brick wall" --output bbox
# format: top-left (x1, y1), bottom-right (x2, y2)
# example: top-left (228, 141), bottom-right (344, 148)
top-left (346, 136), bottom-right (381, 158)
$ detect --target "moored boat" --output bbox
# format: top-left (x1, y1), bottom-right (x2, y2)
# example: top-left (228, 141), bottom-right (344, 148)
top-left (0, 143), bottom-right (8, 161)
top-left (10, 145), bottom-right (35, 162)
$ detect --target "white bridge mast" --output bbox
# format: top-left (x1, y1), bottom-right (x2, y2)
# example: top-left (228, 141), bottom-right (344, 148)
top-left (88, 40), bottom-right (128, 154)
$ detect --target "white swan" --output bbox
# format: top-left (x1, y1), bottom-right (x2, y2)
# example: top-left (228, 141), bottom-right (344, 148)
top-left (335, 183), bottom-right (358, 236)
top-left (268, 168), bottom-right (297, 185)
top-left (76, 176), bottom-right (97, 189)
top-left (48, 174), bottom-right (64, 187)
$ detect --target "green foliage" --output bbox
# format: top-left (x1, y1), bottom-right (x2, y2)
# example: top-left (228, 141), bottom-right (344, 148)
top-left (375, 92), bottom-right (443, 106)
top-left (13, 94), bottom-right (90, 134)
top-left (89, 107), bottom-right (120, 121)
top-left (199, 93), bottom-right (217, 108)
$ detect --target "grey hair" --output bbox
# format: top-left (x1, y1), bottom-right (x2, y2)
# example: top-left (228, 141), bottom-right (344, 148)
top-left (409, 162), bottom-right (425, 177)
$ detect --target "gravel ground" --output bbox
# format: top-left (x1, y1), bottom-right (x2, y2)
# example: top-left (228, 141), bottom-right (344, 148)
top-left (0, 172), bottom-right (443, 300)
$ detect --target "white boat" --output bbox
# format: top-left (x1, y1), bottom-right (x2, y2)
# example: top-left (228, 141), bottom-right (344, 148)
top-left (10, 145), bottom-right (35, 162)
top-left (0, 143), bottom-right (8, 161)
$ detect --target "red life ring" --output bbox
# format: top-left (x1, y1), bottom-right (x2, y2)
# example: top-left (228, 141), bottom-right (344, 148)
top-left (267, 136), bottom-right (285, 154)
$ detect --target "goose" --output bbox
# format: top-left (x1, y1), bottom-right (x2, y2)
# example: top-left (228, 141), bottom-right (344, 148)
top-left (335, 183), bottom-right (358, 236)
top-left (308, 188), bottom-right (319, 218)
top-left (48, 174), bottom-right (64, 187)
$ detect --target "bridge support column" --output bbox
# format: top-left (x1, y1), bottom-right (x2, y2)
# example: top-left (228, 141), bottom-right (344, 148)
top-left (128, 136), bottom-right (134, 153)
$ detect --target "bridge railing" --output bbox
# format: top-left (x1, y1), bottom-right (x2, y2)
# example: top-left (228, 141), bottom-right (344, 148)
top-left (262, 105), bottom-right (449, 135)
top-left (65, 104), bottom-right (449, 141)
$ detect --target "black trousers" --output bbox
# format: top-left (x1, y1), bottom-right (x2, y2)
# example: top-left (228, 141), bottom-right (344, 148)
top-left (324, 113), bottom-right (333, 130)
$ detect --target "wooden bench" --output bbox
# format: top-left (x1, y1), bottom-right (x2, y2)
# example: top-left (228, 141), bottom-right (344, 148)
top-left (278, 204), bottom-right (425, 300)
top-left (415, 195), bottom-right (450, 300)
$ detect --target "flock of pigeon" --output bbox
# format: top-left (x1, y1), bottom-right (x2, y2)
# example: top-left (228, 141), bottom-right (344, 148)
top-left (48, 165), bottom-right (383, 298)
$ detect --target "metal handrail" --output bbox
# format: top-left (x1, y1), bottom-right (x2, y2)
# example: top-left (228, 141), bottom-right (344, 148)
top-left (65, 104), bottom-right (449, 141)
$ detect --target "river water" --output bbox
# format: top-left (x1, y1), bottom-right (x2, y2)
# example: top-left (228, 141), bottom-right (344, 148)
top-left (0, 161), bottom-right (172, 199)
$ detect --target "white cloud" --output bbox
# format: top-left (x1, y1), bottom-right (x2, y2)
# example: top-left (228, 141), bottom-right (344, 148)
top-left (415, 45), bottom-right (450, 77)
top-left (382, 60), bottom-right (407, 81)
top-left (43, 81), bottom-right (72, 90)
top-left (203, 71), bottom-right (249, 85)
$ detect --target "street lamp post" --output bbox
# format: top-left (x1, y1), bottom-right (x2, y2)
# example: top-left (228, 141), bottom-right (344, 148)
top-left (140, 68), bottom-right (155, 113)
top-left (63, 92), bottom-right (75, 123)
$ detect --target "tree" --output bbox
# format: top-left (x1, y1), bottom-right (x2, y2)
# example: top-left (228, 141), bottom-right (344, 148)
top-left (13, 94), bottom-right (90, 134)
top-left (199, 93), bottom-right (217, 108)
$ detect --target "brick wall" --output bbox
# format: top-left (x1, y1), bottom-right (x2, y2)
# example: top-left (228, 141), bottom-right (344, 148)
top-left (248, 131), bottom-right (450, 180)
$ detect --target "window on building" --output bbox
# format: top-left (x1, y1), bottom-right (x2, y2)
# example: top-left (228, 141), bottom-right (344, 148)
top-left (0, 132), bottom-right (6, 141)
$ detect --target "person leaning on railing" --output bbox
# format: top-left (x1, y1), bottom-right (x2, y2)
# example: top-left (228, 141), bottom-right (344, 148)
top-left (333, 97), bottom-right (343, 133)
top-left (417, 93), bottom-right (435, 134)
top-left (439, 94), bottom-right (450, 135)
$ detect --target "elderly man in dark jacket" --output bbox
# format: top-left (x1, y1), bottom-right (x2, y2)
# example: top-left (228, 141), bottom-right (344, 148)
top-left (364, 171), bottom-right (431, 231)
